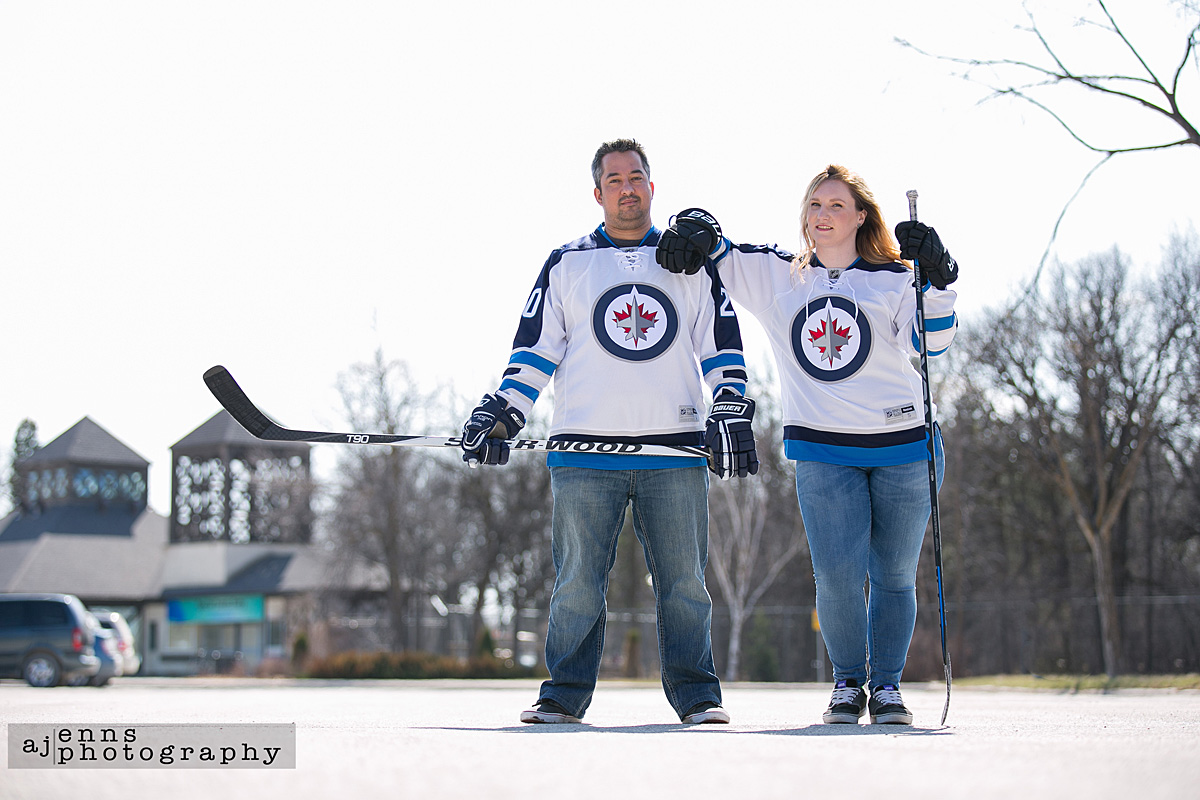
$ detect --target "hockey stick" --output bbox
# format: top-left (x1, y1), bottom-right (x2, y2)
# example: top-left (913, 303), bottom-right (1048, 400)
top-left (202, 365), bottom-right (708, 458)
top-left (907, 190), bottom-right (953, 726)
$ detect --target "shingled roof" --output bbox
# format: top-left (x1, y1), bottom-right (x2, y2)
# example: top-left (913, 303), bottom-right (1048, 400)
top-left (22, 417), bottom-right (149, 469)
top-left (0, 504), bottom-right (142, 543)
top-left (0, 508), bottom-right (168, 601)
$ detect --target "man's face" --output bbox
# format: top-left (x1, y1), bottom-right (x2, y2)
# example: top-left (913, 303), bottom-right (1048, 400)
top-left (594, 150), bottom-right (653, 236)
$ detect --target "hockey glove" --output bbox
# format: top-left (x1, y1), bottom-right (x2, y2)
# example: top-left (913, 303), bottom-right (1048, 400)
top-left (895, 220), bottom-right (959, 290)
top-left (704, 392), bottom-right (759, 479)
top-left (460, 393), bottom-right (526, 466)
top-left (656, 208), bottom-right (723, 275)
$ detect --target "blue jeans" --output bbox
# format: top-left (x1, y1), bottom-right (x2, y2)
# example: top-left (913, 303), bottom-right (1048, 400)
top-left (795, 429), bottom-right (944, 690)
top-left (539, 465), bottom-right (721, 720)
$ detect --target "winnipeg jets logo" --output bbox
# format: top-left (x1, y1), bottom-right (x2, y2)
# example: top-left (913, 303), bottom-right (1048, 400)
top-left (612, 291), bottom-right (659, 346)
top-left (807, 311), bottom-right (853, 366)
top-left (791, 296), bottom-right (872, 382)
top-left (593, 283), bottom-right (678, 362)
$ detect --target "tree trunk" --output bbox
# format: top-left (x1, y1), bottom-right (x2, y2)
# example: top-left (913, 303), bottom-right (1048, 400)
top-left (725, 606), bottom-right (745, 682)
top-left (1089, 534), bottom-right (1121, 678)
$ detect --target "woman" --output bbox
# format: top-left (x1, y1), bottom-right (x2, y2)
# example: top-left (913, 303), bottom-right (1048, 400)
top-left (657, 165), bottom-right (960, 724)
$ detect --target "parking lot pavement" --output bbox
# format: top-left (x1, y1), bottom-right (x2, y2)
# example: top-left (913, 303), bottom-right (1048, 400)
top-left (2, 678), bottom-right (1198, 800)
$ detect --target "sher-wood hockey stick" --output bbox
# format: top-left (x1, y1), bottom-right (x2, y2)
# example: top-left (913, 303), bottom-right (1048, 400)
top-left (203, 365), bottom-right (708, 458)
top-left (908, 190), bottom-right (953, 726)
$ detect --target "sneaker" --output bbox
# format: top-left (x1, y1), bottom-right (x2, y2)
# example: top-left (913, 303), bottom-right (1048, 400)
top-left (822, 678), bottom-right (867, 724)
top-left (869, 684), bottom-right (914, 725)
top-left (519, 698), bottom-right (582, 724)
top-left (682, 702), bottom-right (730, 724)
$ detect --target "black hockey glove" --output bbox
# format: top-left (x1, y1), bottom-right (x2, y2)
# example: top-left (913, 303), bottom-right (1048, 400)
top-left (460, 393), bottom-right (526, 466)
top-left (656, 208), bottom-right (723, 275)
top-left (895, 221), bottom-right (959, 290)
top-left (704, 392), bottom-right (759, 479)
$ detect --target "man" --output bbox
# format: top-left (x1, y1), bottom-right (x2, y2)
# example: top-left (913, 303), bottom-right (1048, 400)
top-left (461, 139), bottom-right (758, 725)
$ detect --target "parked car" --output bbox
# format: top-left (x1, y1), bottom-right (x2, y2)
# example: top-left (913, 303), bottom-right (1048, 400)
top-left (0, 593), bottom-right (100, 687)
top-left (92, 610), bottom-right (139, 676)
top-left (67, 621), bottom-right (123, 686)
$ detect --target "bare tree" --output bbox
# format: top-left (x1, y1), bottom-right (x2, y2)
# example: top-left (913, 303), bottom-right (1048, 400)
top-left (900, 0), bottom-right (1199, 274)
top-left (328, 349), bottom-right (459, 651)
top-left (974, 234), bottom-right (1199, 677)
top-left (6, 419), bottom-right (38, 513)
top-left (706, 380), bottom-right (806, 680)
top-left (450, 426), bottom-right (554, 651)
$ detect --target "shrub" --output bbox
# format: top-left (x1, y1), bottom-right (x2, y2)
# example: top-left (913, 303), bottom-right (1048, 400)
top-left (303, 650), bottom-right (545, 680)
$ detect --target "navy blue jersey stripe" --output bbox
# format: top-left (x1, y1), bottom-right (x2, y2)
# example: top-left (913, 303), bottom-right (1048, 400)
top-left (708, 266), bottom-right (744, 353)
top-left (784, 424), bottom-right (925, 448)
top-left (731, 241), bottom-right (796, 260)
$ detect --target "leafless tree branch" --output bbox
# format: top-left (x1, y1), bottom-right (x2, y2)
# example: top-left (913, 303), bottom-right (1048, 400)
top-left (899, 0), bottom-right (1198, 296)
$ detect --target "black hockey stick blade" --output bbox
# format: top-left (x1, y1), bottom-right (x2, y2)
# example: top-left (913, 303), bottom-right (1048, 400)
top-left (203, 365), bottom-right (708, 457)
top-left (204, 364), bottom-right (284, 439)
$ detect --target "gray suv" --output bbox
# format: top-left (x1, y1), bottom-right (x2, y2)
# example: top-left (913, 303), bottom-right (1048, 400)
top-left (0, 593), bottom-right (101, 687)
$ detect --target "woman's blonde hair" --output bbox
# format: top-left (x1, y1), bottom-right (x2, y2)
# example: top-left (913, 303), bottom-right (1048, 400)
top-left (793, 164), bottom-right (904, 274)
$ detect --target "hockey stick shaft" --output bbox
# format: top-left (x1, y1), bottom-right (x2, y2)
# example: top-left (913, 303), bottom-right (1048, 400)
top-left (202, 365), bottom-right (708, 458)
top-left (908, 190), bottom-right (952, 725)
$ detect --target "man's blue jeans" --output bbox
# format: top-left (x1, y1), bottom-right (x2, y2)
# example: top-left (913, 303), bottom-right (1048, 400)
top-left (794, 430), bottom-right (945, 691)
top-left (538, 465), bottom-right (721, 720)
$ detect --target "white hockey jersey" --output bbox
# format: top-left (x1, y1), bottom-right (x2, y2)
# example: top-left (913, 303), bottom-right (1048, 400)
top-left (495, 225), bottom-right (748, 469)
top-left (713, 242), bottom-right (958, 466)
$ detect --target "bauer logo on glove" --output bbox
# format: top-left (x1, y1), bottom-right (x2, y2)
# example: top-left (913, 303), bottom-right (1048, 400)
top-left (656, 207), bottom-right (724, 275)
top-left (894, 220), bottom-right (959, 291)
top-left (704, 392), bottom-right (759, 479)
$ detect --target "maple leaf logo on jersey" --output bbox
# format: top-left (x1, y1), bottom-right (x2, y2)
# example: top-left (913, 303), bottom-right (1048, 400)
top-left (791, 295), bottom-right (873, 382)
top-left (807, 315), bottom-right (853, 366)
top-left (613, 302), bottom-right (658, 346)
top-left (593, 283), bottom-right (679, 362)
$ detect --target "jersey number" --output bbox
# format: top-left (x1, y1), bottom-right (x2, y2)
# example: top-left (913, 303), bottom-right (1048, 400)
top-left (522, 288), bottom-right (543, 318)
top-left (719, 288), bottom-right (734, 317)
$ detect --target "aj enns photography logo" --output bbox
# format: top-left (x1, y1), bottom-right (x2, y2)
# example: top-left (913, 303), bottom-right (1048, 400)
top-left (9, 723), bottom-right (296, 769)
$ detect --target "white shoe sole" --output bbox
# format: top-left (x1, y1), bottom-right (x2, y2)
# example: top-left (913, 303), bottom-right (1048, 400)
top-left (822, 711), bottom-right (865, 724)
top-left (870, 711), bottom-right (913, 724)
top-left (682, 708), bottom-right (730, 724)
top-left (520, 709), bottom-right (581, 724)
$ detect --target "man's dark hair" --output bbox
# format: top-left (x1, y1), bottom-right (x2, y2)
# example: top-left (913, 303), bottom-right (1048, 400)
top-left (591, 139), bottom-right (650, 189)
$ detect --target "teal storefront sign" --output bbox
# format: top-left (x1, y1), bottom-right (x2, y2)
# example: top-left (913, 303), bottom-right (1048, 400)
top-left (168, 594), bottom-right (264, 624)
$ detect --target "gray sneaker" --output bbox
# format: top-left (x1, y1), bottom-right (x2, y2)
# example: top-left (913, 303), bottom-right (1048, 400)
top-left (519, 699), bottom-right (582, 724)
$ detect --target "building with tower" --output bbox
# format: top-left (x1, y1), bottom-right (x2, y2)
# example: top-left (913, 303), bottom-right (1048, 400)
top-left (0, 417), bottom-right (166, 611)
top-left (0, 412), bottom-right (384, 676)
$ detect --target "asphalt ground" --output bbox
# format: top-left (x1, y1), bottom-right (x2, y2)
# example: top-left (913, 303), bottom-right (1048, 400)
top-left (2, 677), bottom-right (1198, 800)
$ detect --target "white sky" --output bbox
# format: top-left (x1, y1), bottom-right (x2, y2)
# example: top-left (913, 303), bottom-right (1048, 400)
top-left (2, 0), bottom-right (1197, 516)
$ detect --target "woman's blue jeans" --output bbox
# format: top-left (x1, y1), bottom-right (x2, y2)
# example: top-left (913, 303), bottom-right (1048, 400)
top-left (538, 465), bottom-right (721, 720)
top-left (794, 430), bottom-right (944, 690)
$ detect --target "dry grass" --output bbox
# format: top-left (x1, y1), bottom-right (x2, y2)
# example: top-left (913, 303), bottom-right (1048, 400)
top-left (953, 673), bottom-right (1200, 691)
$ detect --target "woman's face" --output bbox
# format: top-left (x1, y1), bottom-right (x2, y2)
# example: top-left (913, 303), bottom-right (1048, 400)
top-left (806, 179), bottom-right (865, 251)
